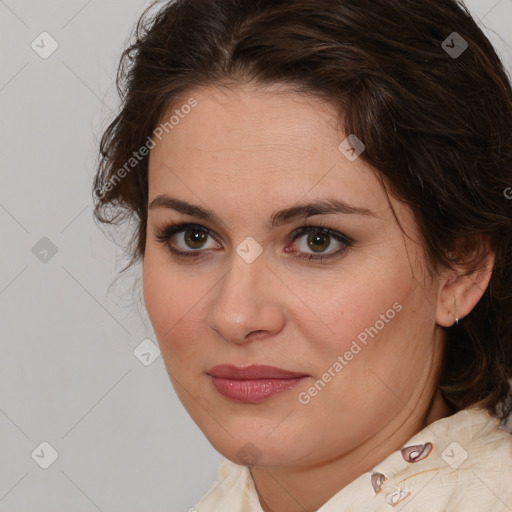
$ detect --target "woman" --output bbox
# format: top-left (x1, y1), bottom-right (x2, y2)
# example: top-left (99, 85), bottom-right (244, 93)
top-left (93, 0), bottom-right (512, 510)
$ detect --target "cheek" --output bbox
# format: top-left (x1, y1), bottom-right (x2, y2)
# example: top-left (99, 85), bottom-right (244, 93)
top-left (143, 249), bottom-right (189, 340)
top-left (142, 250), bottom-right (211, 362)
top-left (295, 262), bottom-right (410, 357)
top-left (306, 282), bottom-right (437, 414)
top-left (143, 256), bottom-right (170, 336)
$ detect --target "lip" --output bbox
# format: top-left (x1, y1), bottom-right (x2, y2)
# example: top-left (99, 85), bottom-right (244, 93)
top-left (207, 364), bottom-right (309, 403)
top-left (207, 364), bottom-right (308, 379)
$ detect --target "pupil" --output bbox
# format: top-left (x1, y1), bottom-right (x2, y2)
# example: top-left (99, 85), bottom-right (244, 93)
top-left (185, 230), bottom-right (206, 249)
top-left (307, 233), bottom-right (329, 252)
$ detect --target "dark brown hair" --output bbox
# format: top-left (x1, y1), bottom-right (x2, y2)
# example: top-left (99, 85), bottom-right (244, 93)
top-left (93, 0), bottom-right (512, 421)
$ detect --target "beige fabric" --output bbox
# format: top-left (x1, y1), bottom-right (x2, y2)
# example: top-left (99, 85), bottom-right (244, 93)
top-left (194, 407), bottom-right (512, 511)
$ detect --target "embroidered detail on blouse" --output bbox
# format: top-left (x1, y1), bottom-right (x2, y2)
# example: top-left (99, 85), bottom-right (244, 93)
top-left (400, 442), bottom-right (433, 463)
top-left (385, 488), bottom-right (411, 506)
top-left (371, 472), bottom-right (387, 494)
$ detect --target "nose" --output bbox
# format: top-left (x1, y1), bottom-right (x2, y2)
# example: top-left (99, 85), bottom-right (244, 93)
top-left (206, 249), bottom-right (287, 345)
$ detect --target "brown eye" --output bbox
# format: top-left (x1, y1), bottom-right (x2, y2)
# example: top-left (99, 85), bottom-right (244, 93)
top-left (154, 223), bottom-right (221, 258)
top-left (291, 226), bottom-right (352, 262)
top-left (183, 229), bottom-right (208, 249)
top-left (306, 232), bottom-right (331, 252)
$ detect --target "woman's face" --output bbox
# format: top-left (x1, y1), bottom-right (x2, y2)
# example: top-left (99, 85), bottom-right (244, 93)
top-left (143, 83), bottom-right (447, 468)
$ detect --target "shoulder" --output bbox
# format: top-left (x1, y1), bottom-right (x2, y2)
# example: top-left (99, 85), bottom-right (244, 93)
top-left (430, 406), bottom-right (512, 473)
top-left (440, 407), bottom-right (512, 509)
top-left (371, 407), bottom-right (512, 511)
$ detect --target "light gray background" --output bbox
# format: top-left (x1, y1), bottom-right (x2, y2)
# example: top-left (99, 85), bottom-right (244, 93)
top-left (0, 1), bottom-right (511, 511)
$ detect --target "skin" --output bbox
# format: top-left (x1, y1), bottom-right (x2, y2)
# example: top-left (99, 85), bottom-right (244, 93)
top-left (142, 82), bottom-right (493, 512)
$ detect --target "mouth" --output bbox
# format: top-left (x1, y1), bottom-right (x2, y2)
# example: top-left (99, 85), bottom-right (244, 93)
top-left (207, 364), bottom-right (310, 403)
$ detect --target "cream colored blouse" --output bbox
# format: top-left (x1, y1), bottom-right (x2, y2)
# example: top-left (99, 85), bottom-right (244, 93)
top-left (193, 407), bottom-right (512, 511)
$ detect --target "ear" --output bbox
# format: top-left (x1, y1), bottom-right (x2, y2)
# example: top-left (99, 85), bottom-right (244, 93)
top-left (436, 236), bottom-right (495, 327)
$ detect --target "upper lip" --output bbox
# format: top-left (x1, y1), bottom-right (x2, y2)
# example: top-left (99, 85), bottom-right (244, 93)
top-left (207, 364), bottom-right (308, 379)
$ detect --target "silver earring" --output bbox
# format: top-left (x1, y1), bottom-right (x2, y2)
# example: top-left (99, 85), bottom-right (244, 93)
top-left (453, 317), bottom-right (459, 326)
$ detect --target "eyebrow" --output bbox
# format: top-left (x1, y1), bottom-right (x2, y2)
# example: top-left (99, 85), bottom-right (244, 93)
top-left (148, 195), bottom-right (377, 229)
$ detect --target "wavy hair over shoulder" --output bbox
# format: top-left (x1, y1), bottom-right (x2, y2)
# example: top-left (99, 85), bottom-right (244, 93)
top-left (93, 0), bottom-right (512, 421)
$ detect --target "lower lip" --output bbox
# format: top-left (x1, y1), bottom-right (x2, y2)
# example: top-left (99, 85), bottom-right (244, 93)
top-left (210, 376), bottom-right (309, 403)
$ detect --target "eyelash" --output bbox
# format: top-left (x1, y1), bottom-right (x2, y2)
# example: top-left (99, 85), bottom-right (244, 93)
top-left (153, 222), bottom-right (353, 263)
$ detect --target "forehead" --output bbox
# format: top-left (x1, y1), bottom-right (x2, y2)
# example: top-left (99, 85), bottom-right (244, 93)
top-left (148, 83), bottom-right (382, 202)
top-left (153, 84), bottom-right (340, 165)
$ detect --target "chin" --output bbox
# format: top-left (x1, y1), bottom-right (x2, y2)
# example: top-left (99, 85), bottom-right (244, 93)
top-left (199, 418), bottom-right (309, 467)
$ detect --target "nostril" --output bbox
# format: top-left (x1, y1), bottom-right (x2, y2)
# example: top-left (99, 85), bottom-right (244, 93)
top-left (247, 330), bottom-right (266, 341)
